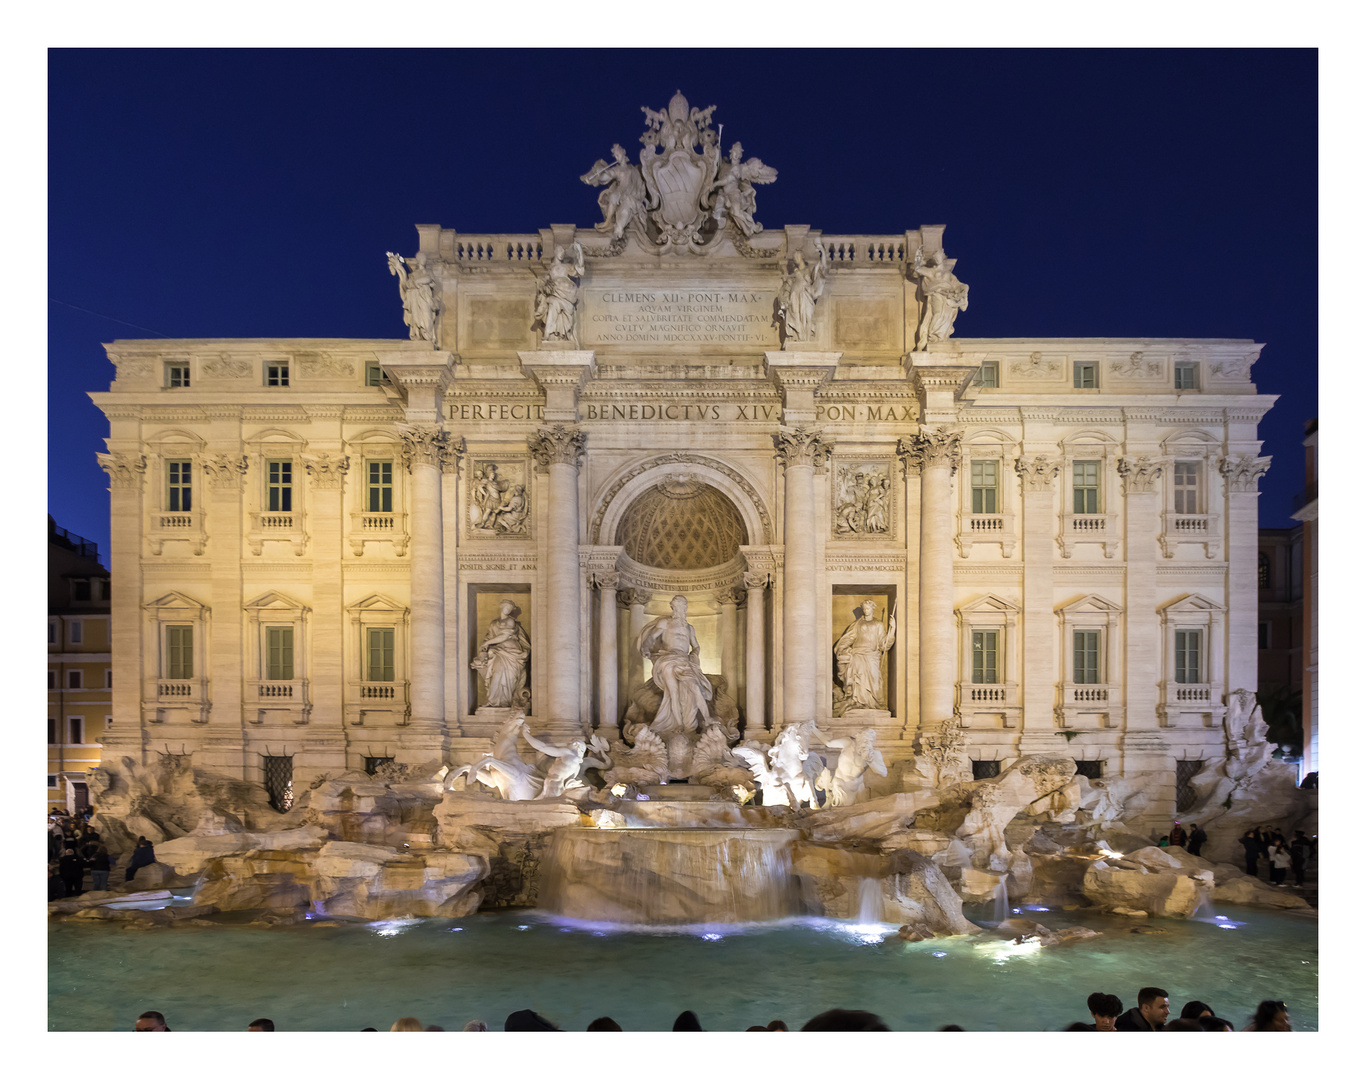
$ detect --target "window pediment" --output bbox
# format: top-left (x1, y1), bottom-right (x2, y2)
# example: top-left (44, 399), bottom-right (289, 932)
top-left (347, 593), bottom-right (408, 616)
top-left (144, 590), bottom-right (207, 614)
top-left (245, 590), bottom-right (309, 614)
top-left (1056, 593), bottom-right (1123, 617)
top-left (958, 593), bottom-right (1020, 616)
top-left (1159, 593), bottom-right (1223, 615)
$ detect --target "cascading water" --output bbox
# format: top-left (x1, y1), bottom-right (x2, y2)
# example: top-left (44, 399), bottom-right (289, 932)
top-left (539, 826), bottom-right (801, 925)
top-left (992, 878), bottom-right (1010, 925)
top-left (855, 877), bottom-right (884, 925)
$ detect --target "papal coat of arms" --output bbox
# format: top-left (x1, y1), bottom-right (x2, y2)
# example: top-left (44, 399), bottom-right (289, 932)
top-left (581, 91), bottom-right (777, 252)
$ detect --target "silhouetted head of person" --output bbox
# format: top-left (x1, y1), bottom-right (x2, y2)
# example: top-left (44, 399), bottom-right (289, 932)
top-left (586, 1016), bottom-right (623, 1031)
top-left (390, 1017), bottom-right (424, 1031)
top-left (505, 1009), bottom-right (559, 1032)
top-left (1179, 1000), bottom-right (1213, 1020)
top-left (1063, 1022), bottom-right (1094, 1031)
top-left (462, 1020), bottom-right (488, 1032)
top-left (247, 1018), bottom-right (275, 1031)
top-left (801, 1009), bottom-right (890, 1031)
top-left (1250, 1000), bottom-right (1291, 1031)
top-left (1198, 1016), bottom-right (1235, 1032)
top-left (134, 1011), bottom-right (169, 1032)
top-left (1164, 1019), bottom-right (1204, 1031)
top-left (938, 1024), bottom-right (966, 1031)
top-left (672, 1010), bottom-right (703, 1031)
top-left (766, 1019), bottom-right (789, 1031)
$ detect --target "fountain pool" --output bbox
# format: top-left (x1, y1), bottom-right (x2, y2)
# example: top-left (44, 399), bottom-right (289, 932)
top-left (48, 903), bottom-right (1317, 1031)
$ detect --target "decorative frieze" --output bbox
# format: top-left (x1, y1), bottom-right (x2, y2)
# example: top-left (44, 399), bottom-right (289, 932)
top-left (457, 551), bottom-right (538, 573)
top-left (1110, 351), bottom-right (1163, 379)
top-left (467, 457), bottom-right (531, 536)
top-left (898, 428), bottom-right (962, 474)
top-left (830, 457), bottom-right (895, 539)
top-left (825, 555), bottom-right (907, 574)
top-left (772, 425), bottom-right (832, 468)
top-left (202, 454), bottom-right (248, 491)
top-left (201, 356), bottom-right (252, 379)
top-left (1013, 455), bottom-right (1060, 492)
top-left (303, 453), bottom-right (350, 490)
top-left (1117, 455), bottom-right (1163, 494)
top-left (297, 353), bottom-right (355, 379)
top-left (1010, 352), bottom-right (1060, 379)
top-left (528, 424), bottom-right (587, 468)
top-left (97, 451), bottom-right (147, 490)
top-left (1218, 454), bottom-right (1272, 493)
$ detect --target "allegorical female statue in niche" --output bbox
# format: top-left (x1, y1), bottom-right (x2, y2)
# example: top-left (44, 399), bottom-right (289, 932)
top-left (470, 600), bottom-right (531, 709)
top-left (833, 600), bottom-right (897, 713)
top-left (636, 594), bottom-right (713, 737)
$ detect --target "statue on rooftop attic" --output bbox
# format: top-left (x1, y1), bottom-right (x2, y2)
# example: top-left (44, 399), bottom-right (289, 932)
top-left (709, 141), bottom-right (777, 237)
top-left (581, 143), bottom-right (649, 239)
top-left (911, 246), bottom-right (969, 350)
top-left (386, 251), bottom-right (439, 342)
top-left (533, 242), bottom-right (584, 343)
top-left (776, 246), bottom-right (829, 344)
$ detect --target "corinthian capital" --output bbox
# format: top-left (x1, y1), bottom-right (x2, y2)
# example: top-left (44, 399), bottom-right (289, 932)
top-left (97, 451), bottom-right (146, 490)
top-left (897, 428), bottom-right (962, 474)
top-left (528, 424), bottom-right (587, 468)
top-left (1218, 454), bottom-right (1271, 493)
top-left (303, 453), bottom-right (350, 490)
top-left (1013, 455), bottom-right (1061, 492)
top-left (202, 454), bottom-right (248, 491)
top-left (399, 425), bottom-right (449, 471)
top-left (439, 435), bottom-right (466, 475)
top-left (772, 425), bottom-right (831, 468)
top-left (1117, 455), bottom-right (1163, 494)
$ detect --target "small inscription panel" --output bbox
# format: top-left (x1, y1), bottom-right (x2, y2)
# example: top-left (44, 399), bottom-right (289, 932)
top-left (581, 288), bottom-right (777, 346)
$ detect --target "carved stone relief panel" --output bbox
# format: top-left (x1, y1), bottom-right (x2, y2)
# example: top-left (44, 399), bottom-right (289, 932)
top-left (830, 457), bottom-right (896, 540)
top-left (466, 456), bottom-right (532, 539)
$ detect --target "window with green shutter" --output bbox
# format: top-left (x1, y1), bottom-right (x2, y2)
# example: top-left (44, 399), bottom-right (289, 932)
top-left (167, 460), bottom-right (193, 512)
top-left (971, 460), bottom-right (998, 514)
top-left (1073, 630), bottom-right (1100, 684)
top-left (267, 460), bottom-right (293, 512)
top-left (366, 627), bottom-right (394, 682)
top-left (1175, 629), bottom-right (1202, 684)
top-left (1072, 461), bottom-right (1100, 514)
top-left (266, 626), bottom-right (294, 681)
top-left (166, 625), bottom-right (194, 679)
top-left (972, 630), bottom-right (999, 684)
top-left (367, 460), bottom-right (393, 513)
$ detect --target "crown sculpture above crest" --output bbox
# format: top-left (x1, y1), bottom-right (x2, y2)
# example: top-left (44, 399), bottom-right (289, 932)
top-left (581, 90), bottom-right (778, 253)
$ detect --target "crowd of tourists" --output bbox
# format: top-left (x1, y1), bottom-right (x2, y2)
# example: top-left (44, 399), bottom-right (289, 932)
top-left (47, 807), bottom-right (160, 899)
top-left (1156, 819), bottom-right (1315, 888)
top-left (129, 991), bottom-right (1295, 1032)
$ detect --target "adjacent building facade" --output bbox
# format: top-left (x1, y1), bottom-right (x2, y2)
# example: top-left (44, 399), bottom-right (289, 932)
top-left (89, 94), bottom-right (1276, 827)
top-left (48, 518), bottom-right (111, 812)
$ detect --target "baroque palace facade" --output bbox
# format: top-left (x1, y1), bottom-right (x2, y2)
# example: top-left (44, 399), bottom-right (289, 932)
top-left (92, 94), bottom-right (1273, 824)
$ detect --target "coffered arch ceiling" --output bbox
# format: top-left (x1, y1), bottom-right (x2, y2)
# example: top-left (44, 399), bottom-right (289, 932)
top-left (615, 478), bottom-right (748, 570)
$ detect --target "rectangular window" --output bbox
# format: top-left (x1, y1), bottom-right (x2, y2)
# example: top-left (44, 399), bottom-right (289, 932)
top-left (266, 626), bottom-right (295, 681)
top-left (1258, 621), bottom-right (1271, 650)
top-left (48, 718), bottom-right (57, 745)
top-left (265, 362), bottom-right (290, 387)
top-left (166, 625), bottom-right (194, 680)
top-left (366, 627), bottom-right (395, 682)
top-left (1072, 460), bottom-right (1101, 514)
top-left (48, 621), bottom-right (56, 645)
top-left (365, 362), bottom-right (384, 387)
top-left (970, 460), bottom-right (998, 514)
top-left (1074, 760), bottom-right (1104, 780)
top-left (68, 717), bottom-right (83, 745)
top-left (1173, 461), bottom-right (1200, 514)
top-left (978, 361), bottom-right (999, 388)
top-left (67, 670), bottom-right (82, 690)
top-left (1175, 629), bottom-right (1202, 683)
top-left (367, 460), bottom-right (393, 513)
top-left (971, 630), bottom-right (1000, 684)
top-left (1073, 630), bottom-right (1101, 684)
top-left (1174, 362), bottom-right (1199, 391)
top-left (166, 363), bottom-right (191, 388)
top-left (68, 620), bottom-right (82, 645)
top-left (167, 459), bottom-right (193, 512)
top-left (1073, 361), bottom-right (1097, 389)
top-left (72, 579), bottom-right (91, 602)
top-left (47, 670), bottom-right (57, 690)
top-left (48, 775), bottom-right (58, 789)
top-left (971, 760), bottom-right (1000, 780)
top-left (364, 756), bottom-right (395, 776)
top-left (105, 668), bottom-right (113, 688)
top-left (266, 460), bottom-right (293, 512)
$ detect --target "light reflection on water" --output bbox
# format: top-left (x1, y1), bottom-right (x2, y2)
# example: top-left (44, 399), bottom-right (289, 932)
top-left (48, 904), bottom-right (1317, 1032)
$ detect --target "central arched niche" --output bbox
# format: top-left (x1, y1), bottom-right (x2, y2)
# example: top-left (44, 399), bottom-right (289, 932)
top-left (614, 475), bottom-right (748, 569)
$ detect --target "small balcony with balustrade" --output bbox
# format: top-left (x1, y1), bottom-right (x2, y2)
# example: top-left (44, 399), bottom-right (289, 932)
top-left (349, 510), bottom-right (409, 556)
top-left (1058, 512), bottom-right (1120, 558)
top-left (1159, 512), bottom-right (1221, 559)
top-left (248, 509), bottom-right (308, 556)
top-left (148, 508), bottom-right (205, 556)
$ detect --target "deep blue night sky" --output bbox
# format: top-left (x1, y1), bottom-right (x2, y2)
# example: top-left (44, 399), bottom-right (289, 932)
top-left (48, 48), bottom-right (1317, 563)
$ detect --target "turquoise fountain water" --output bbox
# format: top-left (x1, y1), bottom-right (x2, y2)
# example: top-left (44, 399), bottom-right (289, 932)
top-left (47, 901), bottom-right (1317, 1031)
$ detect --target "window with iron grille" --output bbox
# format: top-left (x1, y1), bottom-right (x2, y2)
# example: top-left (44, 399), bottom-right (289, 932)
top-left (263, 755), bottom-right (294, 812)
top-left (266, 460), bottom-right (293, 512)
top-left (364, 756), bottom-right (395, 776)
top-left (970, 460), bottom-right (998, 514)
top-left (971, 760), bottom-right (1000, 780)
top-left (1176, 759), bottom-right (1204, 812)
top-left (1173, 461), bottom-right (1200, 513)
top-left (1074, 760), bottom-right (1103, 780)
top-left (1072, 461), bottom-right (1101, 513)
top-left (167, 459), bottom-right (193, 511)
top-left (367, 460), bottom-right (393, 512)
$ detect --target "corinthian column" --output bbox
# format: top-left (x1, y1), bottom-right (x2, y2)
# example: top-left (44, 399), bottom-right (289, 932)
top-left (900, 429), bottom-right (961, 735)
top-left (743, 571), bottom-right (768, 730)
top-left (595, 572), bottom-right (620, 736)
top-left (1014, 454), bottom-right (1061, 748)
top-left (530, 425), bottom-right (587, 725)
top-left (1118, 455), bottom-right (1163, 732)
top-left (773, 426), bottom-right (832, 725)
top-left (97, 451), bottom-right (147, 758)
top-left (1220, 454), bottom-right (1272, 693)
top-left (400, 427), bottom-right (457, 743)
